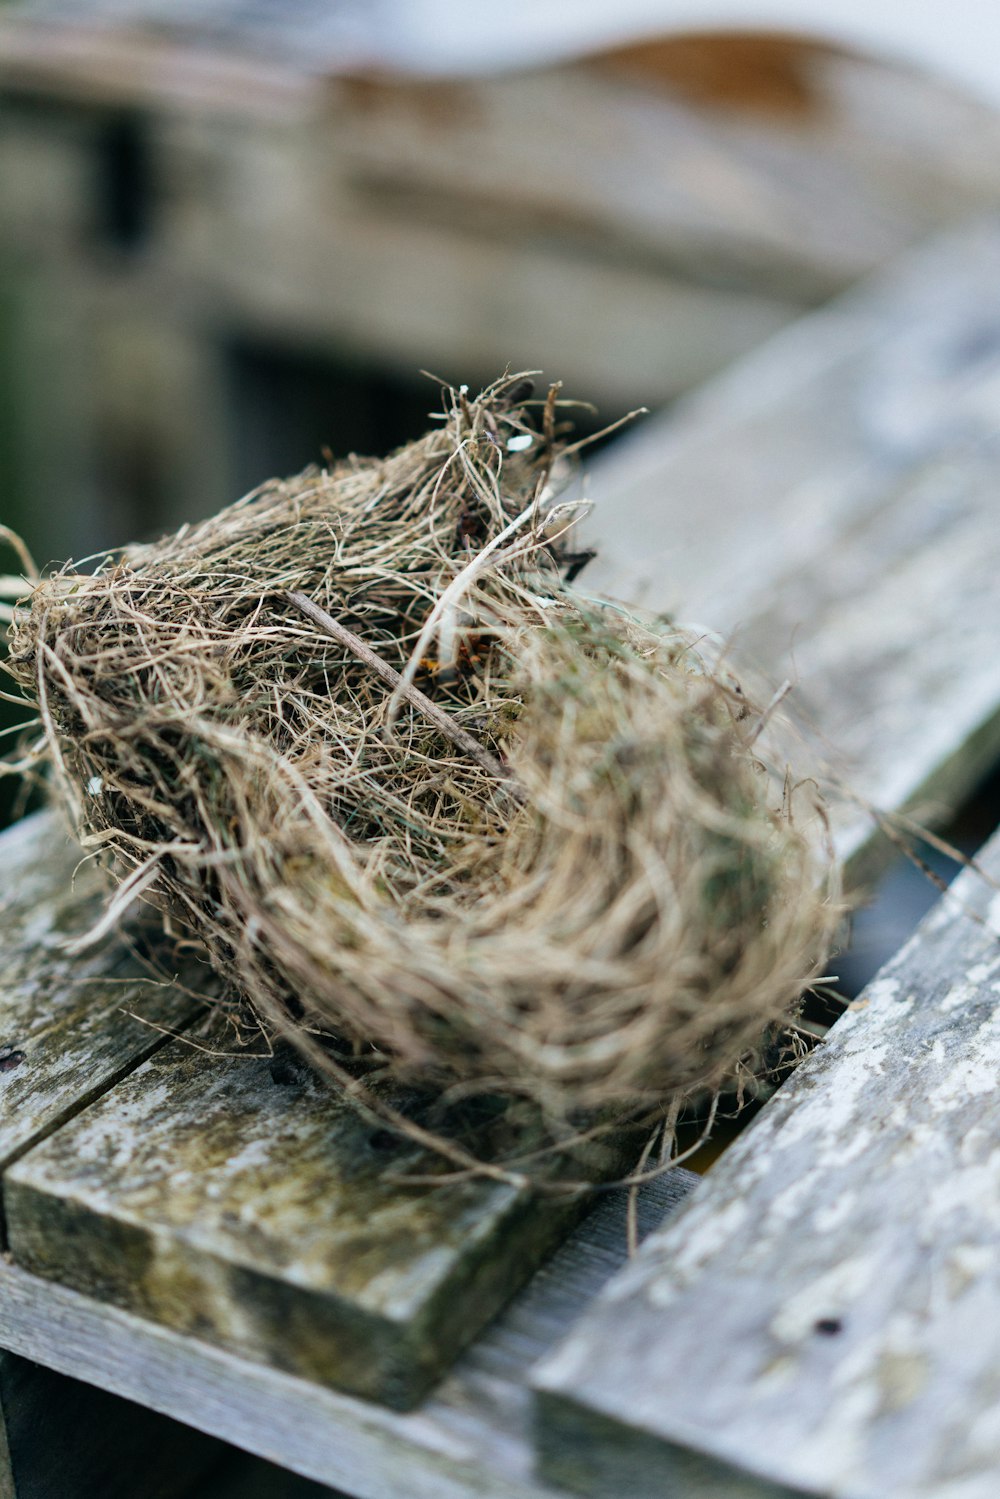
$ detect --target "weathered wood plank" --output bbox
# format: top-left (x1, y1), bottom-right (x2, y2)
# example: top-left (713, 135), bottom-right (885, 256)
top-left (1, 998), bottom-right (631, 1409)
top-left (0, 810), bottom-right (198, 1189)
top-left (0, 1347), bottom-right (223, 1499)
top-left (0, 1169), bottom-right (696, 1499)
top-left (163, 128), bottom-right (795, 412)
top-left (0, 811), bottom-right (222, 1492)
top-left (534, 826), bottom-right (1000, 1498)
top-left (0, 97), bottom-right (798, 419)
top-left (582, 218), bottom-right (1000, 876)
top-left (145, 72), bottom-right (1000, 407)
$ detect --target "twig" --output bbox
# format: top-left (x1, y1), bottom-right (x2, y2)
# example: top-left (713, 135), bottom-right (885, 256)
top-left (0, 527), bottom-right (40, 583)
top-left (384, 494), bottom-right (543, 729)
top-left (285, 590), bottom-right (523, 798)
top-left (746, 678), bottom-right (793, 747)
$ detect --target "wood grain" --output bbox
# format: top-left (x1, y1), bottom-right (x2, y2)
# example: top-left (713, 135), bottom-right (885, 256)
top-left (581, 219), bottom-right (1000, 879)
top-left (0, 811), bottom-right (198, 1196)
top-left (2, 999), bottom-right (632, 1409)
top-left (534, 827), bottom-right (1000, 1498)
top-left (0, 1169), bottom-right (696, 1499)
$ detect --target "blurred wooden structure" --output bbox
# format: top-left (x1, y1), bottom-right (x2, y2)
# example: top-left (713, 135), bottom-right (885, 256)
top-left (4, 218), bottom-right (1000, 1496)
top-left (3, 2), bottom-right (1000, 558)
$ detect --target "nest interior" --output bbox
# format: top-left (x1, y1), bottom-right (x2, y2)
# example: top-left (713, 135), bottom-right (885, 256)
top-left (4, 376), bottom-right (837, 1178)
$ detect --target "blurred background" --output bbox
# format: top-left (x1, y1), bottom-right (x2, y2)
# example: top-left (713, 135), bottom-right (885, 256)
top-left (4, 1), bottom-right (1000, 564)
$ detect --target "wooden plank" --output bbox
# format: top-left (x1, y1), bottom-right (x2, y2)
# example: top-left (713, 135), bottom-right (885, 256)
top-left (580, 218), bottom-right (1000, 876)
top-left (534, 824), bottom-right (1000, 1498)
top-left (531, 219), bottom-right (1000, 1493)
top-left (0, 99), bottom-right (798, 415)
top-left (0, 806), bottom-right (208, 1496)
top-left (0, 1170), bottom-right (696, 1499)
top-left (0, 1347), bottom-right (223, 1499)
top-left (2, 996), bottom-right (633, 1409)
top-left (583, 216), bottom-right (1000, 634)
top-left (0, 811), bottom-right (197, 1189)
top-left (150, 65), bottom-right (1000, 407)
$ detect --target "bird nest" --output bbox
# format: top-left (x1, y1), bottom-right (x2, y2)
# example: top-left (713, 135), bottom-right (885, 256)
top-left (3, 376), bottom-right (838, 1183)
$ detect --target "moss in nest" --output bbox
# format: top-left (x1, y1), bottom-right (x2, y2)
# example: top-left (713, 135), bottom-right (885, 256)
top-left (3, 374), bottom-right (838, 1181)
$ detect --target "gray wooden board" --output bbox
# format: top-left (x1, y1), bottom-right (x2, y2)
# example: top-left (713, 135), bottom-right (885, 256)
top-left (0, 810), bottom-right (198, 1194)
top-left (0, 1169), bottom-right (696, 1499)
top-left (534, 824), bottom-right (1000, 1499)
top-left (581, 218), bottom-right (1000, 877)
top-left (0, 809), bottom-right (627, 1411)
top-left (0, 1346), bottom-right (224, 1499)
top-left (2, 1004), bottom-right (632, 1410)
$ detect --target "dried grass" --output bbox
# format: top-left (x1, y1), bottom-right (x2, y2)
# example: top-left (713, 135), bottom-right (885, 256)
top-left (3, 375), bottom-right (838, 1181)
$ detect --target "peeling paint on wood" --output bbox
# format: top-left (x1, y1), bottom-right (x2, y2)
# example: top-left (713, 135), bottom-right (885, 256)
top-left (533, 828), bottom-right (1000, 1499)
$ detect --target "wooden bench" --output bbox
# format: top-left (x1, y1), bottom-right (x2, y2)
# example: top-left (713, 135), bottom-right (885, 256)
top-left (3, 217), bottom-right (1000, 1496)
